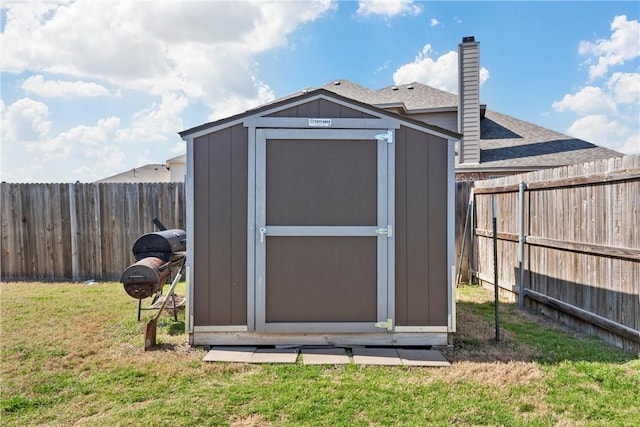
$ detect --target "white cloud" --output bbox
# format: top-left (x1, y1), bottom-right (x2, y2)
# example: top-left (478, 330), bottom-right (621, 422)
top-left (170, 141), bottom-right (186, 155)
top-left (117, 93), bottom-right (188, 143)
top-left (606, 72), bottom-right (640, 104)
top-left (578, 15), bottom-right (640, 80)
top-left (0, 0), bottom-right (333, 115)
top-left (392, 44), bottom-right (489, 93)
top-left (430, 18), bottom-right (440, 27)
top-left (552, 86), bottom-right (617, 115)
top-left (0, 0), bottom-right (336, 182)
top-left (207, 79), bottom-right (275, 121)
top-left (21, 75), bottom-right (110, 98)
top-left (0, 97), bottom-right (52, 143)
top-left (553, 16), bottom-right (639, 155)
top-left (357, 0), bottom-right (422, 17)
top-left (567, 114), bottom-right (639, 155)
top-left (0, 95), bottom-right (185, 182)
top-left (375, 60), bottom-right (390, 74)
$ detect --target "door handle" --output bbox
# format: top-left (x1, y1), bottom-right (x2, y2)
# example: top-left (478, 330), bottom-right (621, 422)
top-left (259, 227), bottom-right (267, 244)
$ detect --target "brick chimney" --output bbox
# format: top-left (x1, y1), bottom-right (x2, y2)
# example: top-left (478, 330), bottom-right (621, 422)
top-left (457, 36), bottom-right (481, 164)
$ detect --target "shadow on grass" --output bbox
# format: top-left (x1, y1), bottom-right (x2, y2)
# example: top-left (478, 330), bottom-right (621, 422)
top-left (450, 289), bottom-right (636, 366)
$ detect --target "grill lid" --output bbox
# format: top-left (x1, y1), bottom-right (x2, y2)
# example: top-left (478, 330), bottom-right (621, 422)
top-left (132, 229), bottom-right (186, 262)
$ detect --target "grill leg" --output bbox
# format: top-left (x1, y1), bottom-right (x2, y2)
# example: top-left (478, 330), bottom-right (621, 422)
top-left (137, 299), bottom-right (142, 321)
top-left (171, 293), bottom-right (178, 321)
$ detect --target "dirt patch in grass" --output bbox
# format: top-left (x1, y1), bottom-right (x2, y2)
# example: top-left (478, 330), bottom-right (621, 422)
top-left (434, 360), bottom-right (544, 387)
top-left (230, 413), bottom-right (272, 427)
top-left (442, 289), bottom-right (540, 364)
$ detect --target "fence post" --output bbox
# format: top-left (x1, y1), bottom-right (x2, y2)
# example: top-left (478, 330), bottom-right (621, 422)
top-left (518, 181), bottom-right (527, 308)
top-left (68, 183), bottom-right (79, 282)
top-left (492, 195), bottom-right (500, 342)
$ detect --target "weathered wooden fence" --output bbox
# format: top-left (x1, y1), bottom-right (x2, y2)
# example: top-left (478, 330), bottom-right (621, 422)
top-left (472, 155), bottom-right (640, 352)
top-left (455, 181), bottom-right (474, 283)
top-left (1, 182), bottom-right (185, 281)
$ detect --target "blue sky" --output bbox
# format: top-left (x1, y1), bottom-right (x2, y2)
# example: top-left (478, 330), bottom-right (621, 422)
top-left (1, 1), bottom-right (638, 183)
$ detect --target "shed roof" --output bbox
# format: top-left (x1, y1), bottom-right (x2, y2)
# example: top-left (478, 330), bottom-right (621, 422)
top-left (179, 88), bottom-right (461, 140)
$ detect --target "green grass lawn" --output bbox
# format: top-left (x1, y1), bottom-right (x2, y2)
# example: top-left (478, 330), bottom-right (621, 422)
top-left (1, 282), bottom-right (638, 426)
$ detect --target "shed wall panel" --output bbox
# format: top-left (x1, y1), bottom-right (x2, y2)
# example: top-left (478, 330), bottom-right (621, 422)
top-left (426, 133), bottom-right (449, 324)
top-left (193, 124), bottom-right (247, 326)
top-left (395, 126), bottom-right (449, 326)
top-left (394, 126), bottom-right (409, 326)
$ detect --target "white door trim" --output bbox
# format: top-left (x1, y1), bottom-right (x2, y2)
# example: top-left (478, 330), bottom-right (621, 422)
top-left (250, 128), bottom-right (395, 333)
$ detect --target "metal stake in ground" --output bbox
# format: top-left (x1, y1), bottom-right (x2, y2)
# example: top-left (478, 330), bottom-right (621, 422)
top-left (492, 195), bottom-right (500, 342)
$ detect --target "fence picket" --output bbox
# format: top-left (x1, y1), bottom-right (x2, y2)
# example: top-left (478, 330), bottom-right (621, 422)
top-left (471, 154), bottom-right (640, 353)
top-left (0, 182), bottom-right (185, 281)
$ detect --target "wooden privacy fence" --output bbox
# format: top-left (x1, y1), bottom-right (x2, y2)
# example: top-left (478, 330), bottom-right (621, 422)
top-left (1, 182), bottom-right (185, 281)
top-left (471, 155), bottom-right (640, 352)
top-left (455, 181), bottom-right (474, 283)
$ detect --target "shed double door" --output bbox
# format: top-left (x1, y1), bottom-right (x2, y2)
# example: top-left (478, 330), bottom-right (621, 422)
top-left (254, 128), bottom-right (394, 332)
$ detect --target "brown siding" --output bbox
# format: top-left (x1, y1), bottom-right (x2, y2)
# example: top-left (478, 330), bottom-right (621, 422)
top-left (266, 99), bottom-right (376, 119)
top-left (193, 124), bottom-right (247, 326)
top-left (192, 98), bottom-right (451, 331)
top-left (266, 236), bottom-right (377, 322)
top-left (395, 126), bottom-right (449, 326)
top-left (266, 139), bottom-right (377, 226)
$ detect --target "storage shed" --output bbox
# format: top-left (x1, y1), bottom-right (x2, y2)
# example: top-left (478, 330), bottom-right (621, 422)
top-left (179, 89), bottom-right (460, 346)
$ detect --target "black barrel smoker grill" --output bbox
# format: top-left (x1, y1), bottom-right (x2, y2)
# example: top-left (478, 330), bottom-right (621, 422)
top-left (120, 226), bottom-right (186, 349)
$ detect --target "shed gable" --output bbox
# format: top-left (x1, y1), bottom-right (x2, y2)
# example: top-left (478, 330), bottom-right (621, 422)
top-left (266, 98), bottom-right (377, 119)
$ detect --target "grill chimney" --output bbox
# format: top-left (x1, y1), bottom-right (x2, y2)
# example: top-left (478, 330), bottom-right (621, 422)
top-left (458, 36), bottom-right (481, 164)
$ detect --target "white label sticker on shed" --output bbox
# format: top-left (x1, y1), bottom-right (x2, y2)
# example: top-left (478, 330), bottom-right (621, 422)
top-left (308, 118), bottom-right (332, 127)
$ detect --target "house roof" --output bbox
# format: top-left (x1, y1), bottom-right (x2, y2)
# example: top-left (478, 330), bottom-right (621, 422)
top-left (321, 80), bottom-right (462, 112)
top-left (180, 80), bottom-right (620, 171)
top-left (94, 163), bottom-right (170, 183)
top-left (474, 110), bottom-right (620, 170)
top-left (179, 87), bottom-right (461, 140)
top-left (319, 80), bottom-right (620, 170)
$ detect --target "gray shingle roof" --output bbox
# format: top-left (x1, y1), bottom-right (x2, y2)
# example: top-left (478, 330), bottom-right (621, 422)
top-left (320, 80), bottom-right (620, 169)
top-left (321, 80), bottom-right (458, 111)
top-left (475, 110), bottom-right (620, 169)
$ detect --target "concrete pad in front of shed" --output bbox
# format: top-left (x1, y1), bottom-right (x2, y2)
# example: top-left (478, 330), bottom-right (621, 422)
top-left (250, 348), bottom-right (299, 364)
top-left (352, 347), bottom-right (402, 366)
top-left (301, 347), bottom-right (350, 365)
top-left (203, 346), bottom-right (257, 363)
top-left (397, 349), bottom-right (451, 367)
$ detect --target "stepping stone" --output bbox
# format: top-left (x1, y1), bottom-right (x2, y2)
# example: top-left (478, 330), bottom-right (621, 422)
top-left (301, 347), bottom-right (350, 365)
top-left (203, 346), bottom-right (256, 363)
top-left (352, 347), bottom-right (402, 366)
top-left (250, 348), bottom-right (299, 364)
top-left (397, 349), bottom-right (451, 367)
